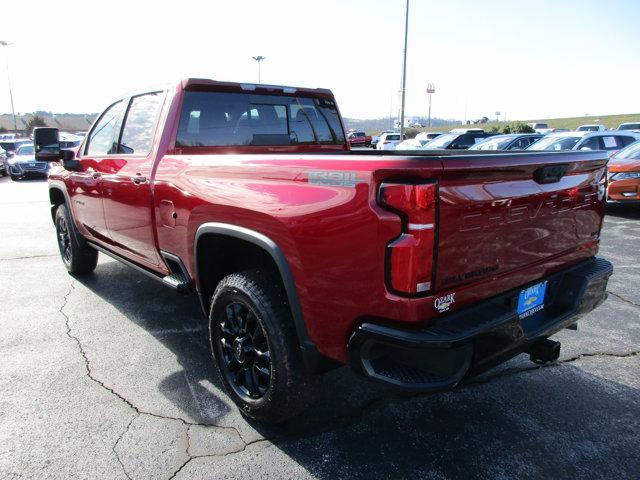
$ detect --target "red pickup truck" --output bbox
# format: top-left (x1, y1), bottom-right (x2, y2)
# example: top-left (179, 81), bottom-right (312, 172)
top-left (35, 78), bottom-right (612, 424)
top-left (346, 131), bottom-right (372, 147)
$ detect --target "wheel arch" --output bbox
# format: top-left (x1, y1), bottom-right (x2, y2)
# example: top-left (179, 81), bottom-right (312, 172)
top-left (194, 223), bottom-right (330, 373)
top-left (49, 183), bottom-right (68, 221)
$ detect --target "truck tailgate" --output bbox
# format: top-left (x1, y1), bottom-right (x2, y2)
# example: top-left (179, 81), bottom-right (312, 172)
top-left (435, 151), bottom-right (607, 292)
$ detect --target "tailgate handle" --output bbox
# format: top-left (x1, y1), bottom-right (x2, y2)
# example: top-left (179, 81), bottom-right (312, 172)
top-left (534, 165), bottom-right (568, 184)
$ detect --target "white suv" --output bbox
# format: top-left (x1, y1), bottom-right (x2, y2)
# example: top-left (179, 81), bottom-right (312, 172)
top-left (376, 132), bottom-right (406, 150)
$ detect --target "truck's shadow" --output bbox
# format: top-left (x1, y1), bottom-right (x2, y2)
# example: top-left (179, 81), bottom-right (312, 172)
top-left (606, 203), bottom-right (640, 220)
top-left (75, 259), bottom-right (640, 479)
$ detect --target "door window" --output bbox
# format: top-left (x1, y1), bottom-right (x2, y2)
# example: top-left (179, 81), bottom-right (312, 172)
top-left (578, 137), bottom-right (600, 151)
top-left (118, 92), bottom-right (164, 155)
top-left (86, 101), bottom-right (126, 156)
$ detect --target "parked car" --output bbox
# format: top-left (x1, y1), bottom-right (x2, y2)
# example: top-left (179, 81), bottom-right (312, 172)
top-left (528, 122), bottom-right (553, 134)
top-left (421, 130), bottom-right (497, 150)
top-left (468, 133), bottom-right (544, 151)
top-left (371, 130), bottom-right (395, 149)
top-left (577, 124), bottom-right (606, 132)
top-left (527, 131), bottom-right (640, 157)
top-left (617, 122), bottom-right (640, 132)
top-left (376, 132), bottom-right (406, 150)
top-left (607, 140), bottom-right (640, 204)
top-left (6, 143), bottom-right (50, 180)
top-left (37, 78), bottom-right (612, 424)
top-left (415, 132), bottom-right (443, 142)
top-left (0, 138), bottom-right (32, 156)
top-left (346, 131), bottom-right (371, 148)
top-left (395, 138), bottom-right (431, 150)
top-left (59, 132), bottom-right (83, 149)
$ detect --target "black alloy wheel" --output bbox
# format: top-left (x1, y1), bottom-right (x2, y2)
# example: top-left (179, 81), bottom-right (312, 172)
top-left (57, 214), bottom-right (73, 266)
top-left (216, 301), bottom-right (272, 400)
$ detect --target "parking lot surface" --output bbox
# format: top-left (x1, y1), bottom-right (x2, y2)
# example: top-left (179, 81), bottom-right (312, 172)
top-left (0, 177), bottom-right (639, 479)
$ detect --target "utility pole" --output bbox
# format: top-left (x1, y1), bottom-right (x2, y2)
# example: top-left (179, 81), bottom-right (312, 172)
top-left (399, 0), bottom-right (409, 139)
top-left (0, 41), bottom-right (17, 135)
top-left (426, 83), bottom-right (435, 128)
top-left (252, 56), bottom-right (266, 83)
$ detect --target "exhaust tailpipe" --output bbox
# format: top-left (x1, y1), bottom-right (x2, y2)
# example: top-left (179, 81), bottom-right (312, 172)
top-left (526, 338), bottom-right (561, 364)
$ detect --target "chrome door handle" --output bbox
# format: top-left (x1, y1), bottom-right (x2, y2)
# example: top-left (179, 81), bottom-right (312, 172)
top-left (92, 172), bottom-right (101, 179)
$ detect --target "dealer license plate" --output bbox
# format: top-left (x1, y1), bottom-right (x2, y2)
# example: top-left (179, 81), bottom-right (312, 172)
top-left (517, 281), bottom-right (547, 318)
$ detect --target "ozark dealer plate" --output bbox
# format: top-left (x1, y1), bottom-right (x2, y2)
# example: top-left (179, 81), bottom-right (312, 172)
top-left (517, 281), bottom-right (547, 318)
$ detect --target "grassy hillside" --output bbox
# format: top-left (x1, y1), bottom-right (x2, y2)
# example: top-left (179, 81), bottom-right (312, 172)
top-left (367, 113), bottom-right (640, 136)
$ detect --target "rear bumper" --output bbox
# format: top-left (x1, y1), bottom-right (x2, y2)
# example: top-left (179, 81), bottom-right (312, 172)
top-left (348, 257), bottom-right (613, 390)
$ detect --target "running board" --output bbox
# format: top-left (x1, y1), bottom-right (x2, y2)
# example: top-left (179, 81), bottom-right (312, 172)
top-left (87, 242), bottom-right (192, 294)
top-left (160, 251), bottom-right (192, 294)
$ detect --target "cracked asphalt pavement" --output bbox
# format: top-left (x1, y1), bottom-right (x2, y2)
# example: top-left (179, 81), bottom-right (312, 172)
top-left (1, 177), bottom-right (639, 479)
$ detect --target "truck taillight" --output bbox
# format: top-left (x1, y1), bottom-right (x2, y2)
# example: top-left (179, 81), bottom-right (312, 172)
top-left (379, 182), bottom-right (437, 295)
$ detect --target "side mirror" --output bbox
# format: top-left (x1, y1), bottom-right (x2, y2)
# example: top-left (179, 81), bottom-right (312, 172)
top-left (61, 148), bottom-right (81, 171)
top-left (34, 127), bottom-right (61, 161)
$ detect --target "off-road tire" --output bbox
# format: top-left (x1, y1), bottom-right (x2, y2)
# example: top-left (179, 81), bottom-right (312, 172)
top-left (209, 269), bottom-right (318, 424)
top-left (55, 204), bottom-right (98, 275)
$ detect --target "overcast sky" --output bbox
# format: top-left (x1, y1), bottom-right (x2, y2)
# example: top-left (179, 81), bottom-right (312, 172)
top-left (1, 0), bottom-right (638, 121)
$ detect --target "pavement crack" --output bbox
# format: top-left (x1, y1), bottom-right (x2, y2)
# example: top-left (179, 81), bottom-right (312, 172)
top-left (112, 416), bottom-right (137, 480)
top-left (608, 290), bottom-right (640, 308)
top-left (258, 349), bottom-right (640, 445)
top-left (167, 457), bottom-right (192, 480)
top-left (59, 280), bottom-right (252, 477)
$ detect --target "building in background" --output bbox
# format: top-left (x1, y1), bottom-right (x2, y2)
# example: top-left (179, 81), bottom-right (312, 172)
top-left (0, 112), bottom-right (97, 135)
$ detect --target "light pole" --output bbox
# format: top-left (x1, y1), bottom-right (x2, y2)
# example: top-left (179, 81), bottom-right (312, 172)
top-left (426, 83), bottom-right (435, 128)
top-left (399, 0), bottom-right (409, 139)
top-left (0, 40), bottom-right (17, 135)
top-left (252, 56), bottom-right (266, 83)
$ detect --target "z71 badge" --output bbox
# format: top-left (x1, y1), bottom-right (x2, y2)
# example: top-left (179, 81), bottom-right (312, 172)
top-left (434, 293), bottom-right (455, 313)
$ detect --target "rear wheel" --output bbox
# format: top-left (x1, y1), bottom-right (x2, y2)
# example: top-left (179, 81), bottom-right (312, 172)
top-left (209, 269), bottom-right (318, 424)
top-left (55, 204), bottom-right (98, 274)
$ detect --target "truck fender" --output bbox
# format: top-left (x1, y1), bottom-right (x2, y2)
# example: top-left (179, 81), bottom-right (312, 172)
top-left (194, 222), bottom-right (329, 373)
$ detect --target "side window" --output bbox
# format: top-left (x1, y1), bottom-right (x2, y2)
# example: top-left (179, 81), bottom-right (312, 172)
top-left (119, 92), bottom-right (164, 155)
top-left (510, 138), bottom-right (525, 150)
top-left (86, 101), bottom-right (126, 156)
top-left (452, 134), bottom-right (473, 148)
top-left (600, 136), bottom-right (621, 150)
top-left (579, 137), bottom-right (600, 151)
top-left (618, 136), bottom-right (636, 148)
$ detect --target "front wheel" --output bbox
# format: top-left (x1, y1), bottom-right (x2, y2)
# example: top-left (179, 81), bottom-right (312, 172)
top-left (55, 204), bottom-right (98, 274)
top-left (209, 269), bottom-right (318, 424)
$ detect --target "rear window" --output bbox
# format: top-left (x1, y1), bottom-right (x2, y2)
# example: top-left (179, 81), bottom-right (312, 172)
top-left (176, 91), bottom-right (345, 147)
top-left (619, 123), bottom-right (640, 130)
top-left (615, 141), bottom-right (640, 159)
top-left (470, 136), bottom-right (514, 150)
top-left (386, 134), bottom-right (400, 141)
top-left (425, 133), bottom-right (456, 148)
top-left (528, 135), bottom-right (581, 151)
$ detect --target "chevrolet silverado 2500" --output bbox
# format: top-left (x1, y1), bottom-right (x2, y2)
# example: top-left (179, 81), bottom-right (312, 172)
top-left (35, 79), bottom-right (613, 423)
